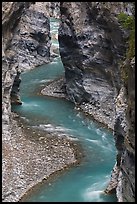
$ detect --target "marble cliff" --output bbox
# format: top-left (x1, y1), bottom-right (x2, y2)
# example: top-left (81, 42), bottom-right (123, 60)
top-left (58, 2), bottom-right (135, 202)
top-left (2, 2), bottom-right (135, 202)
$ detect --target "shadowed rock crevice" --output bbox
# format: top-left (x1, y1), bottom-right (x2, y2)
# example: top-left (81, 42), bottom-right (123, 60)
top-left (10, 70), bottom-right (22, 105)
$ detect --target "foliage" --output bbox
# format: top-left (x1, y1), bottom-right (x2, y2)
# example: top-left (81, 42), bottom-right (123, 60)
top-left (127, 26), bottom-right (135, 59)
top-left (117, 12), bottom-right (134, 30)
top-left (117, 12), bottom-right (135, 59)
top-left (117, 12), bottom-right (135, 86)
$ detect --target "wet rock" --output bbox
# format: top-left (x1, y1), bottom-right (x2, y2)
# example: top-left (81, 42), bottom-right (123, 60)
top-left (41, 77), bottom-right (66, 99)
top-left (37, 45), bottom-right (49, 57)
top-left (105, 163), bottom-right (120, 195)
top-left (10, 70), bottom-right (22, 105)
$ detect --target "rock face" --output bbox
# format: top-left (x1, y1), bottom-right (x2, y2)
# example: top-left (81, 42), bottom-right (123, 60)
top-left (115, 58), bottom-right (135, 202)
top-left (58, 2), bottom-right (127, 129)
top-left (106, 58), bottom-right (135, 202)
top-left (10, 70), bottom-right (22, 105)
top-left (58, 2), bottom-right (135, 202)
top-left (44, 2), bottom-right (60, 19)
top-left (2, 2), bottom-right (59, 202)
top-left (7, 3), bottom-right (51, 71)
top-left (2, 2), bottom-right (30, 111)
top-left (2, 2), bottom-right (51, 105)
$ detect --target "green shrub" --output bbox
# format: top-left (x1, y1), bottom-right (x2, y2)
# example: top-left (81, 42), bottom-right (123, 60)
top-left (117, 12), bottom-right (135, 59)
top-left (117, 12), bottom-right (135, 86)
top-left (117, 12), bottom-right (134, 30)
top-left (127, 27), bottom-right (135, 59)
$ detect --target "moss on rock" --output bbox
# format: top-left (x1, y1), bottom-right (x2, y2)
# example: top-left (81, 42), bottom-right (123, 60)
top-left (117, 11), bottom-right (135, 86)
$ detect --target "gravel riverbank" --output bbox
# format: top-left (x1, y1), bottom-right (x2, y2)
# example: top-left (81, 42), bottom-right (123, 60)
top-left (2, 109), bottom-right (83, 202)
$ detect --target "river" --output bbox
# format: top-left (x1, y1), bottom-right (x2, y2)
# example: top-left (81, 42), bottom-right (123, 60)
top-left (11, 18), bottom-right (117, 202)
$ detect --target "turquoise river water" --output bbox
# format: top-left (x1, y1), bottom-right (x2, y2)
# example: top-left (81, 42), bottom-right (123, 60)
top-left (11, 18), bottom-right (117, 202)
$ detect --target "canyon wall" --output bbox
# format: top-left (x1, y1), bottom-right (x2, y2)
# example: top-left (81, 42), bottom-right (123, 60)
top-left (2, 2), bottom-right (135, 202)
top-left (58, 2), bottom-right (128, 130)
top-left (58, 2), bottom-right (135, 202)
top-left (2, 2), bottom-right (51, 202)
top-left (2, 2), bottom-right (51, 106)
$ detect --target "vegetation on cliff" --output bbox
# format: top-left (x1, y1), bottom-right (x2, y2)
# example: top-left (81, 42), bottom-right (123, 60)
top-left (117, 10), bottom-right (135, 86)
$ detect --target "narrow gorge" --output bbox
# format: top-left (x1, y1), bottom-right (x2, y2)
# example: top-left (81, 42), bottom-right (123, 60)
top-left (2, 2), bottom-right (135, 202)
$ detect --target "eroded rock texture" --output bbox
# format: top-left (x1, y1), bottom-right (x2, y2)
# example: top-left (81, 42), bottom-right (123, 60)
top-left (58, 2), bottom-right (128, 129)
top-left (58, 2), bottom-right (135, 202)
top-left (2, 2), bottom-right (51, 105)
top-left (115, 57), bottom-right (135, 202)
top-left (44, 2), bottom-right (60, 19)
top-left (7, 3), bottom-right (51, 71)
top-left (106, 57), bottom-right (135, 202)
top-left (2, 2), bottom-right (30, 114)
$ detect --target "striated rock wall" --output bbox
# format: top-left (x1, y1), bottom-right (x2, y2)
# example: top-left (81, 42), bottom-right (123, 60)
top-left (115, 57), bottom-right (135, 202)
top-left (2, 2), bottom-right (31, 112)
top-left (6, 3), bottom-right (51, 71)
top-left (106, 57), bottom-right (135, 202)
top-left (58, 2), bottom-right (135, 202)
top-left (2, 2), bottom-right (57, 202)
top-left (2, 2), bottom-right (51, 106)
top-left (58, 2), bottom-right (128, 129)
